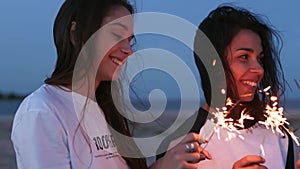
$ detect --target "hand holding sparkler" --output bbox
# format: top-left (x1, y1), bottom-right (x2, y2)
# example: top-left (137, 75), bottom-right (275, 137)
top-left (152, 133), bottom-right (212, 169)
top-left (232, 155), bottom-right (267, 169)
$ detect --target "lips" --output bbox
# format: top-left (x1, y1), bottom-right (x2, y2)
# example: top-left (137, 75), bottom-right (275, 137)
top-left (241, 80), bottom-right (258, 87)
top-left (239, 80), bottom-right (259, 100)
top-left (239, 80), bottom-right (258, 96)
top-left (110, 56), bottom-right (123, 66)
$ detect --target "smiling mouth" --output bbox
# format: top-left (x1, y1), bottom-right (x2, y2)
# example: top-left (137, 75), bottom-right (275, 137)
top-left (241, 80), bottom-right (258, 87)
top-left (111, 57), bottom-right (123, 66)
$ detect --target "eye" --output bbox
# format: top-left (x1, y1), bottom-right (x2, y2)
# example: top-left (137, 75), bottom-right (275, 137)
top-left (239, 54), bottom-right (248, 61)
top-left (111, 32), bottom-right (122, 40)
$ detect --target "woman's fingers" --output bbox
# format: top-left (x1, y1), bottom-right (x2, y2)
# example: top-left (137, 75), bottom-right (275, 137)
top-left (185, 142), bottom-right (197, 153)
top-left (165, 133), bottom-right (212, 164)
top-left (153, 133), bottom-right (212, 169)
top-left (182, 142), bottom-right (211, 161)
top-left (179, 133), bottom-right (212, 161)
top-left (199, 147), bottom-right (212, 160)
top-left (198, 135), bottom-right (209, 144)
top-left (233, 155), bottom-right (266, 169)
top-left (180, 133), bottom-right (200, 143)
top-left (181, 152), bottom-right (203, 163)
top-left (180, 132), bottom-right (208, 145)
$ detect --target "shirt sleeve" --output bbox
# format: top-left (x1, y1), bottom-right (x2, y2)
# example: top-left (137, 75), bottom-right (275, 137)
top-left (11, 110), bottom-right (71, 169)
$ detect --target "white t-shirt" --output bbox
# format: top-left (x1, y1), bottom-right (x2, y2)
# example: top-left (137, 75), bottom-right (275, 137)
top-left (11, 84), bottom-right (129, 169)
top-left (198, 120), bottom-right (289, 169)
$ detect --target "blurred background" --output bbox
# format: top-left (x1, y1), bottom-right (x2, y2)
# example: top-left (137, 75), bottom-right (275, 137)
top-left (0, 0), bottom-right (299, 168)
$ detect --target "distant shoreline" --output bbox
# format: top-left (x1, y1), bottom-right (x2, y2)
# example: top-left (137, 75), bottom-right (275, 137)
top-left (0, 93), bottom-right (27, 100)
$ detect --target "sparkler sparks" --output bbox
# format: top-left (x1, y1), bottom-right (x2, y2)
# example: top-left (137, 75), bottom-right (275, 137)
top-left (210, 98), bottom-right (244, 141)
top-left (258, 86), bottom-right (299, 146)
top-left (235, 109), bottom-right (254, 129)
top-left (208, 86), bottom-right (299, 146)
top-left (212, 59), bottom-right (217, 66)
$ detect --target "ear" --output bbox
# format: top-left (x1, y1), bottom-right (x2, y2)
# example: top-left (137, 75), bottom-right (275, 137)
top-left (70, 21), bottom-right (77, 46)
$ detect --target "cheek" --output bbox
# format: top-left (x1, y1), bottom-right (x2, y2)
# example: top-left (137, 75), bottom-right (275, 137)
top-left (95, 33), bottom-right (119, 58)
top-left (229, 62), bottom-right (248, 80)
top-left (260, 69), bottom-right (265, 79)
top-left (231, 70), bottom-right (241, 82)
top-left (97, 57), bottom-right (111, 74)
top-left (229, 65), bottom-right (240, 81)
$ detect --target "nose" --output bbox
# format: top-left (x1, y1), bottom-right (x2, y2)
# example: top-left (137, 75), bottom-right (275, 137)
top-left (249, 60), bottom-right (264, 74)
top-left (120, 39), bottom-right (133, 56)
top-left (121, 48), bottom-right (133, 56)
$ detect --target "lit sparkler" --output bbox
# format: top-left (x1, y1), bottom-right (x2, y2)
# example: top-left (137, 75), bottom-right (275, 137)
top-left (207, 86), bottom-right (299, 146)
top-left (258, 86), bottom-right (299, 146)
top-left (209, 97), bottom-right (253, 141)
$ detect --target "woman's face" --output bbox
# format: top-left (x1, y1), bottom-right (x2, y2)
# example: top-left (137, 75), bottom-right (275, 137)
top-left (226, 29), bottom-right (264, 102)
top-left (95, 5), bottom-right (133, 83)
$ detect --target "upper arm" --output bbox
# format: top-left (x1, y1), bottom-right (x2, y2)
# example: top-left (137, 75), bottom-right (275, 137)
top-left (11, 110), bottom-right (71, 169)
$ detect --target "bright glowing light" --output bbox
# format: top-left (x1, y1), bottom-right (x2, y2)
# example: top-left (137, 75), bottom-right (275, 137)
top-left (209, 86), bottom-right (299, 146)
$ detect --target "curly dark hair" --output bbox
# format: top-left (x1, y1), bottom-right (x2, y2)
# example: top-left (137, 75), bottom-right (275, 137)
top-left (194, 5), bottom-right (286, 128)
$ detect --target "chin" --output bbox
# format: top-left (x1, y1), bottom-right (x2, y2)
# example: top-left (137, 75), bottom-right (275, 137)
top-left (111, 77), bottom-right (119, 81)
top-left (240, 96), bottom-right (254, 102)
top-left (111, 69), bottom-right (121, 81)
top-left (111, 74), bottom-right (120, 81)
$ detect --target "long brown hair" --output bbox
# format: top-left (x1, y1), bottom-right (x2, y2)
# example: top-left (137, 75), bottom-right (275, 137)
top-left (194, 5), bottom-right (286, 128)
top-left (45, 0), bottom-right (147, 168)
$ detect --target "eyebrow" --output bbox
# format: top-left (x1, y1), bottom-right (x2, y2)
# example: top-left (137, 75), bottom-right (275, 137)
top-left (109, 22), bottom-right (128, 31)
top-left (236, 47), bottom-right (264, 55)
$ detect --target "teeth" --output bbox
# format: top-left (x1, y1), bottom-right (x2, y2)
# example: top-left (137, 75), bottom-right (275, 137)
top-left (242, 81), bottom-right (257, 87)
top-left (111, 58), bottom-right (123, 66)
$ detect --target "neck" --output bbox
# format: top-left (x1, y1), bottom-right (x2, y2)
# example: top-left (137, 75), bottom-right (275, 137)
top-left (201, 102), bottom-right (210, 111)
top-left (62, 79), bottom-right (99, 101)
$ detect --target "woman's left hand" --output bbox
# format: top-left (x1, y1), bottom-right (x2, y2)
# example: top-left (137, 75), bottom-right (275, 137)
top-left (150, 132), bottom-right (212, 169)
